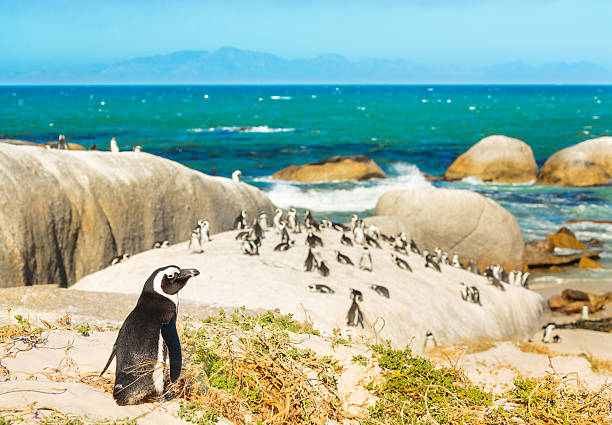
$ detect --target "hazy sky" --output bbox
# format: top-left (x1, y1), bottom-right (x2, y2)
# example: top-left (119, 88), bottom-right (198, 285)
top-left (1, 0), bottom-right (610, 70)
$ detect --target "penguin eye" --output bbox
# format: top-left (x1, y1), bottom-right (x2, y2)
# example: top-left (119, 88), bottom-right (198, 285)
top-left (167, 272), bottom-right (175, 280)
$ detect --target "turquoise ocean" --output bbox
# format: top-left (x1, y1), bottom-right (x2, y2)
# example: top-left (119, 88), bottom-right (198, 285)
top-left (1, 85), bottom-right (610, 292)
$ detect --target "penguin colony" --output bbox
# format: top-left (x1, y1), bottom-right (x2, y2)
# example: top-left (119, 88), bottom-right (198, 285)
top-left (45, 134), bottom-right (144, 152)
top-left (224, 209), bottom-right (531, 328)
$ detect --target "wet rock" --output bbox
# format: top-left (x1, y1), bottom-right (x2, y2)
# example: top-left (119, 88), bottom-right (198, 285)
top-left (273, 155), bottom-right (387, 182)
top-left (578, 257), bottom-right (603, 269)
top-left (444, 135), bottom-right (538, 183)
top-left (562, 289), bottom-right (589, 302)
top-left (546, 227), bottom-right (587, 250)
top-left (548, 295), bottom-right (566, 310)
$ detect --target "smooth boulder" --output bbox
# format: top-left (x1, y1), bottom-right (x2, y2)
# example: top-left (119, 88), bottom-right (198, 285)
top-left (537, 137), bottom-right (612, 187)
top-left (0, 143), bottom-right (275, 288)
top-left (445, 135), bottom-right (538, 183)
top-left (273, 155), bottom-right (387, 182)
top-left (374, 188), bottom-right (524, 271)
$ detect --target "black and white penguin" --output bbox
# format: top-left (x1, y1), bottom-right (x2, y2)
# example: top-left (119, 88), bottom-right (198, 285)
top-left (541, 323), bottom-right (556, 343)
top-left (280, 222), bottom-right (291, 244)
top-left (317, 260), bottom-right (330, 277)
top-left (521, 272), bottom-right (530, 289)
top-left (58, 134), bottom-right (68, 150)
top-left (365, 224), bottom-right (381, 240)
top-left (273, 209), bottom-right (283, 234)
top-left (391, 253), bottom-right (412, 272)
top-left (235, 230), bottom-right (251, 241)
top-left (188, 226), bottom-right (203, 253)
top-left (393, 243), bottom-right (408, 255)
top-left (308, 284), bottom-right (334, 294)
top-left (233, 210), bottom-right (248, 230)
top-left (304, 248), bottom-right (318, 272)
top-left (451, 254), bottom-right (462, 268)
top-left (133, 145), bottom-right (142, 152)
top-left (350, 214), bottom-right (359, 231)
top-left (152, 240), bottom-right (169, 249)
top-left (305, 230), bottom-right (323, 248)
top-left (100, 266), bottom-right (199, 405)
top-left (340, 233), bottom-right (353, 247)
top-left (425, 254), bottom-right (441, 272)
top-left (232, 170), bottom-right (242, 182)
top-left (440, 252), bottom-right (450, 265)
top-left (287, 208), bottom-right (301, 233)
top-left (241, 238), bottom-right (260, 256)
top-left (110, 254), bottom-right (130, 266)
top-left (304, 210), bottom-right (321, 231)
top-left (331, 220), bottom-right (349, 232)
top-left (370, 284), bottom-right (389, 299)
top-left (335, 250), bottom-right (354, 266)
top-left (198, 220), bottom-right (210, 244)
top-left (359, 247), bottom-right (373, 272)
top-left (353, 224), bottom-right (365, 245)
top-left (470, 286), bottom-right (481, 305)
top-left (365, 233), bottom-right (382, 249)
top-left (258, 212), bottom-right (268, 233)
top-left (487, 275), bottom-right (506, 291)
top-left (321, 217), bottom-right (332, 229)
top-left (460, 282), bottom-right (470, 301)
top-left (433, 247), bottom-right (442, 263)
top-left (552, 335), bottom-right (561, 343)
top-left (380, 232), bottom-right (394, 243)
top-left (346, 289), bottom-right (364, 328)
top-left (274, 240), bottom-right (295, 251)
top-left (410, 239), bottom-right (420, 255)
top-left (110, 137), bottom-right (119, 153)
top-left (253, 218), bottom-right (264, 240)
top-left (423, 330), bottom-right (438, 350)
top-left (467, 259), bottom-right (480, 275)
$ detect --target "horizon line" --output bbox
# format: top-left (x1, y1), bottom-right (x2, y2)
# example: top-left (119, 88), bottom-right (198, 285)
top-left (2, 82), bottom-right (612, 86)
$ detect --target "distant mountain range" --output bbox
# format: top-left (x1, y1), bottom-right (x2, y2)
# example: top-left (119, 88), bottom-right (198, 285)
top-left (2, 47), bottom-right (610, 84)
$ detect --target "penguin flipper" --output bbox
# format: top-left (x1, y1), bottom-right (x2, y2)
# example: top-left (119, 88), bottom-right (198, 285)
top-left (161, 313), bottom-right (182, 382)
top-left (100, 347), bottom-right (116, 376)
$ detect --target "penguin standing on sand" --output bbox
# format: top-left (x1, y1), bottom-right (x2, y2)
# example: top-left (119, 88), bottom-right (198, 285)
top-left (100, 266), bottom-right (199, 405)
top-left (451, 254), bottom-right (462, 268)
top-left (258, 212), bottom-right (268, 233)
top-left (317, 258), bottom-right (330, 277)
top-left (241, 237), bottom-right (261, 256)
top-left (541, 323), bottom-right (556, 343)
top-left (198, 220), bottom-right (210, 244)
top-left (346, 289), bottom-right (364, 328)
top-left (336, 250), bottom-right (354, 265)
top-left (306, 230), bottom-right (323, 248)
top-left (58, 134), bottom-right (68, 150)
top-left (233, 210), bottom-right (248, 230)
top-left (359, 247), bottom-right (373, 272)
top-left (110, 253), bottom-right (130, 265)
top-left (287, 208), bottom-right (301, 233)
top-left (273, 209), bottom-right (283, 234)
top-left (279, 222), bottom-right (291, 244)
top-left (460, 282), bottom-right (470, 301)
top-left (188, 227), bottom-right (202, 253)
top-left (470, 286), bottom-right (481, 305)
top-left (425, 254), bottom-right (441, 272)
top-left (110, 137), bottom-right (119, 153)
top-left (423, 331), bottom-right (438, 351)
top-left (467, 259), bottom-right (480, 275)
top-left (304, 249), bottom-right (318, 272)
top-left (253, 218), bottom-right (264, 240)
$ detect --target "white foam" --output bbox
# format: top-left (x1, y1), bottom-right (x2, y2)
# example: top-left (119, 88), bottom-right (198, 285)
top-left (187, 126), bottom-right (295, 133)
top-left (263, 163), bottom-right (433, 212)
top-left (270, 96), bottom-right (292, 100)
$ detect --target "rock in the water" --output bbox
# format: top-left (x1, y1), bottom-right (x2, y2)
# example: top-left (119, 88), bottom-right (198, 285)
top-left (374, 188), bottom-right (524, 271)
top-left (548, 295), bottom-right (566, 310)
top-left (579, 257), bottom-right (603, 269)
top-left (537, 137), bottom-right (612, 187)
top-left (546, 227), bottom-right (587, 250)
top-left (273, 155), bottom-right (387, 182)
top-left (0, 143), bottom-right (275, 288)
top-left (444, 135), bottom-right (538, 183)
top-left (562, 289), bottom-right (589, 301)
top-left (524, 244), bottom-right (602, 267)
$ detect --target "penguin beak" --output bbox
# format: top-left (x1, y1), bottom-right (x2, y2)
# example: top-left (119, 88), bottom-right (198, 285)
top-left (179, 268), bottom-right (200, 279)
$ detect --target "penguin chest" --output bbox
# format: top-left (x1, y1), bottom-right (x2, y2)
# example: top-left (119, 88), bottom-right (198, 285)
top-left (152, 333), bottom-right (168, 395)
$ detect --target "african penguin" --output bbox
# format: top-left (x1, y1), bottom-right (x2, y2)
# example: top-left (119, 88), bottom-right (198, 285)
top-left (258, 212), bottom-right (268, 233)
top-left (306, 230), bottom-right (323, 248)
top-left (133, 145), bottom-right (142, 152)
top-left (340, 233), bottom-right (353, 247)
top-left (370, 284), bottom-right (390, 299)
top-left (287, 208), bottom-right (301, 233)
top-left (233, 210), bottom-right (248, 230)
top-left (152, 240), bottom-right (169, 249)
top-left (110, 137), bottom-right (119, 153)
top-left (425, 254), bottom-right (441, 272)
top-left (317, 260), bottom-right (330, 277)
top-left (304, 248), bottom-right (318, 272)
top-left (110, 254), bottom-right (130, 266)
top-left (353, 225), bottom-right (365, 245)
top-left (487, 275), bottom-right (506, 291)
top-left (100, 266), bottom-right (199, 405)
top-left (273, 209), bottom-right (283, 234)
top-left (391, 253), bottom-right (412, 272)
top-left (331, 220), bottom-right (349, 232)
top-left (198, 220), bottom-right (210, 244)
top-left (241, 238), bottom-right (260, 256)
top-left (335, 250), bottom-right (354, 266)
top-left (253, 218), bottom-right (264, 240)
top-left (423, 331), bottom-right (438, 350)
top-left (188, 227), bottom-right (203, 253)
top-left (346, 289), bottom-right (364, 328)
top-left (467, 259), bottom-right (480, 275)
top-left (359, 247), bottom-right (373, 272)
top-left (460, 282), bottom-right (470, 301)
top-left (308, 284), bottom-right (334, 294)
top-left (280, 222), bottom-right (291, 244)
top-left (541, 323), bottom-right (556, 343)
top-left (451, 254), bottom-right (461, 268)
top-left (58, 134), bottom-right (68, 150)
top-left (232, 170), bottom-right (242, 182)
top-left (365, 233), bottom-right (382, 249)
top-left (274, 240), bottom-right (295, 251)
top-left (470, 286), bottom-right (481, 305)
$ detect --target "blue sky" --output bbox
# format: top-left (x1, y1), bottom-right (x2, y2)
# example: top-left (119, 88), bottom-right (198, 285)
top-left (1, 0), bottom-right (610, 70)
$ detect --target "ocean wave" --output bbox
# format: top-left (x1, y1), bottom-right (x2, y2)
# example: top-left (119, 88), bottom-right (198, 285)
top-left (270, 96), bottom-right (292, 100)
top-left (459, 176), bottom-right (536, 187)
top-left (263, 162), bottom-right (433, 212)
top-left (187, 126), bottom-right (295, 133)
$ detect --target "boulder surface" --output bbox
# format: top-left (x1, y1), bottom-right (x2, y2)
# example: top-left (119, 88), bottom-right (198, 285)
top-left (0, 143), bottom-right (275, 288)
top-left (374, 188), bottom-right (525, 271)
top-left (537, 137), bottom-right (612, 187)
top-left (273, 155), bottom-right (387, 182)
top-left (445, 135), bottom-right (538, 183)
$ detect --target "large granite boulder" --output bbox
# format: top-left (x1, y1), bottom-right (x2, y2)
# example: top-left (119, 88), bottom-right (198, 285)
top-left (374, 188), bottom-right (524, 271)
top-left (537, 137), bottom-right (612, 187)
top-left (445, 135), bottom-right (538, 183)
top-left (0, 143), bottom-right (275, 288)
top-left (273, 155), bottom-right (387, 182)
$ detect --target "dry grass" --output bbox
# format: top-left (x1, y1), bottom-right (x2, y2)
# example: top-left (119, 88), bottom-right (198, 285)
top-left (516, 340), bottom-right (558, 356)
top-left (580, 352), bottom-right (612, 374)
